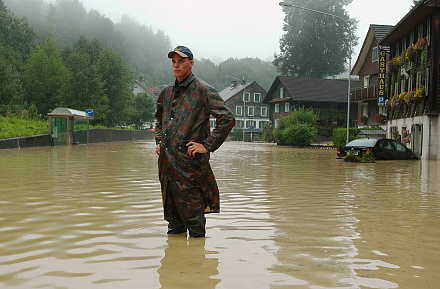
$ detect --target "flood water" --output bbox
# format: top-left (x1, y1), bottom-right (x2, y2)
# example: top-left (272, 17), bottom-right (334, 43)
top-left (0, 141), bottom-right (439, 289)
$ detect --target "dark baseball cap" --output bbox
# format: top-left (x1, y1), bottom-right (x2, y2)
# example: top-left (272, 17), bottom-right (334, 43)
top-left (167, 46), bottom-right (194, 60)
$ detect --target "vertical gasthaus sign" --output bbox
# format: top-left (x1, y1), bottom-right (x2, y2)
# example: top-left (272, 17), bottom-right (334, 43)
top-left (378, 49), bottom-right (386, 105)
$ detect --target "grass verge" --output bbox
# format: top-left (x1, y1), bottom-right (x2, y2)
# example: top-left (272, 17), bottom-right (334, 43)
top-left (0, 116), bottom-right (48, 139)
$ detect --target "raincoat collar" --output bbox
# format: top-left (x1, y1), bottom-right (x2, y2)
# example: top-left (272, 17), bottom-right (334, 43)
top-left (173, 73), bottom-right (196, 88)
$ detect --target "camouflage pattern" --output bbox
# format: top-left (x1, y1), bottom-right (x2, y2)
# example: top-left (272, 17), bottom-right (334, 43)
top-left (155, 73), bottom-right (235, 221)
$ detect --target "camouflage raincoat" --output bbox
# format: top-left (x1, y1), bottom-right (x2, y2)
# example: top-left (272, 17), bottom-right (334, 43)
top-left (155, 73), bottom-right (235, 221)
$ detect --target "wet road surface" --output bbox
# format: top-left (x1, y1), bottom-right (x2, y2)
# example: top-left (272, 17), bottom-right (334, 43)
top-left (0, 141), bottom-right (439, 288)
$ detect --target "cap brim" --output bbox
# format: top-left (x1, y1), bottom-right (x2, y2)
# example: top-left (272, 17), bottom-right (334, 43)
top-left (168, 51), bottom-right (189, 58)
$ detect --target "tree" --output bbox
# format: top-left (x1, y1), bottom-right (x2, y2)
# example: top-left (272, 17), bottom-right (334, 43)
top-left (131, 92), bottom-right (156, 128)
top-left (23, 39), bottom-right (66, 114)
top-left (60, 37), bottom-right (109, 123)
top-left (0, 8), bottom-right (35, 66)
top-left (0, 8), bottom-right (35, 112)
top-left (96, 48), bottom-right (134, 126)
top-left (274, 0), bottom-right (358, 78)
top-left (0, 0), bottom-right (7, 13)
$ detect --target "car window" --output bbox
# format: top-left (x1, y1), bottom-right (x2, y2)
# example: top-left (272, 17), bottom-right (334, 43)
top-left (378, 140), bottom-right (393, 150)
top-left (392, 140), bottom-right (408, 152)
top-left (384, 140), bottom-right (393, 150)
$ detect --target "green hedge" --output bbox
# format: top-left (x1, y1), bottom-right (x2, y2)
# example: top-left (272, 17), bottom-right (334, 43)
top-left (333, 128), bottom-right (358, 146)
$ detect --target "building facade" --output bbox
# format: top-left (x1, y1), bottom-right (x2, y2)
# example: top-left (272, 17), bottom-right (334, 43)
top-left (380, 0), bottom-right (440, 159)
top-left (351, 24), bottom-right (393, 129)
top-left (217, 80), bottom-right (269, 131)
top-left (264, 76), bottom-right (358, 137)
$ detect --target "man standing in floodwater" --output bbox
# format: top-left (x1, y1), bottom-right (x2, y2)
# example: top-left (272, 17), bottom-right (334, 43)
top-left (154, 46), bottom-right (235, 237)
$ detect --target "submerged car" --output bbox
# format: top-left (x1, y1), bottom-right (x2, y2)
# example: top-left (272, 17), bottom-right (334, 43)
top-left (337, 138), bottom-right (420, 160)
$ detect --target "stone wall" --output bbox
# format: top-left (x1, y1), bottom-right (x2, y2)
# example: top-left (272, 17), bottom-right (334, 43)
top-left (0, 129), bottom-right (155, 150)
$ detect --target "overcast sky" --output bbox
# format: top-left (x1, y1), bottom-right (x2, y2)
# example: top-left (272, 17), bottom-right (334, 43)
top-left (65, 0), bottom-right (414, 63)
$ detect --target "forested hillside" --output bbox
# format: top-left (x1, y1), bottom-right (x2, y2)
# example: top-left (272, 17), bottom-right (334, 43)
top-left (1, 0), bottom-right (278, 126)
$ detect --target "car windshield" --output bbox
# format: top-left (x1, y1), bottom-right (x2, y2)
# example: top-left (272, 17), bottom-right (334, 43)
top-left (345, 138), bottom-right (377, 147)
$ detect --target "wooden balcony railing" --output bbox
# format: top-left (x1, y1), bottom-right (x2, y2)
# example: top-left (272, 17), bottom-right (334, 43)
top-left (351, 85), bottom-right (377, 101)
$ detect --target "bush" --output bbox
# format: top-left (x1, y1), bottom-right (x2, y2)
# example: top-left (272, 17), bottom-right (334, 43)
top-left (273, 107), bottom-right (318, 146)
top-left (261, 124), bottom-right (274, 142)
top-left (229, 128), bottom-right (243, 141)
top-left (333, 127), bottom-right (358, 146)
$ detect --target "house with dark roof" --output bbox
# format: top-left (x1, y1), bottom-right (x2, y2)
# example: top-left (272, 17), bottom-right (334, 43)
top-left (217, 80), bottom-right (269, 131)
top-left (351, 24), bottom-right (393, 128)
top-left (263, 76), bottom-right (358, 136)
top-left (379, 0), bottom-right (440, 159)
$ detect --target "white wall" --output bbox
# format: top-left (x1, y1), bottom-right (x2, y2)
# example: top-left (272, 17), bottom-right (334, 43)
top-left (387, 115), bottom-right (439, 160)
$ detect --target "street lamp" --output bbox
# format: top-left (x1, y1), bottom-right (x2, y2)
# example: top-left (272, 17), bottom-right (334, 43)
top-left (279, 1), bottom-right (352, 144)
top-left (226, 75), bottom-right (247, 141)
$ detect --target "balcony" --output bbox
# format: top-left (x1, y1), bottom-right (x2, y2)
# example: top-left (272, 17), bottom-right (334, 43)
top-left (351, 84), bottom-right (377, 102)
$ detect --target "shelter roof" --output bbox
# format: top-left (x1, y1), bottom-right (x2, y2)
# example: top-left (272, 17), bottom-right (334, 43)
top-left (47, 108), bottom-right (93, 120)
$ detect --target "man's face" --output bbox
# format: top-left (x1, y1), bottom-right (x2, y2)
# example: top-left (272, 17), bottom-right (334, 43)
top-left (172, 54), bottom-right (193, 82)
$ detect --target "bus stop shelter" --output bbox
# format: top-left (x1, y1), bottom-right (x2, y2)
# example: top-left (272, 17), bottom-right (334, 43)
top-left (47, 108), bottom-right (94, 146)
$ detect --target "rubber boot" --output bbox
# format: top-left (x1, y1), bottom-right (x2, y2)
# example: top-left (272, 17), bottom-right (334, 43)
top-left (167, 219), bottom-right (187, 234)
top-left (185, 214), bottom-right (206, 237)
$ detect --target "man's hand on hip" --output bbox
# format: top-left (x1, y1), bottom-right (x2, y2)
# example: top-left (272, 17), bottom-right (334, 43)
top-left (186, 142), bottom-right (208, 157)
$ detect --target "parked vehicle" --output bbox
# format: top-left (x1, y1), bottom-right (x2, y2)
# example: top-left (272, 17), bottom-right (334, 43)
top-left (336, 138), bottom-right (420, 160)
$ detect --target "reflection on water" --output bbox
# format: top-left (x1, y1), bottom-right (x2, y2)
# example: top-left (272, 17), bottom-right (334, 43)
top-left (0, 141), bottom-right (439, 288)
top-left (158, 236), bottom-right (219, 289)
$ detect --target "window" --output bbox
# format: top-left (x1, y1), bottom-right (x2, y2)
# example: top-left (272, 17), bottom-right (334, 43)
top-left (243, 92), bottom-right (250, 102)
top-left (401, 38), bottom-right (407, 54)
top-left (254, 93), bottom-right (261, 102)
top-left (378, 105), bottom-right (387, 116)
top-left (362, 102), bottom-right (369, 117)
top-left (275, 103), bottom-right (280, 113)
top-left (259, 121), bottom-right (269, 129)
top-left (372, 46), bottom-right (379, 62)
top-left (425, 67), bottom-right (429, 97)
top-left (210, 120), bottom-right (216, 127)
top-left (261, 107), bottom-right (268, 117)
top-left (416, 71), bottom-right (422, 88)
top-left (363, 76), bottom-right (371, 88)
top-left (427, 17), bottom-right (431, 45)
top-left (400, 78), bottom-right (406, 94)
top-left (284, 102), bottom-right (290, 112)
top-left (393, 140), bottom-right (408, 152)
top-left (248, 106), bottom-right (255, 116)
top-left (279, 87), bottom-right (285, 98)
top-left (236, 120), bottom-right (244, 128)
top-left (418, 23), bottom-right (424, 39)
top-left (236, 106), bottom-right (243, 116)
top-left (247, 120), bottom-right (256, 129)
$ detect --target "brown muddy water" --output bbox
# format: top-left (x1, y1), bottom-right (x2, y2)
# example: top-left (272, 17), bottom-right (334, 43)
top-left (0, 141), bottom-right (439, 289)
